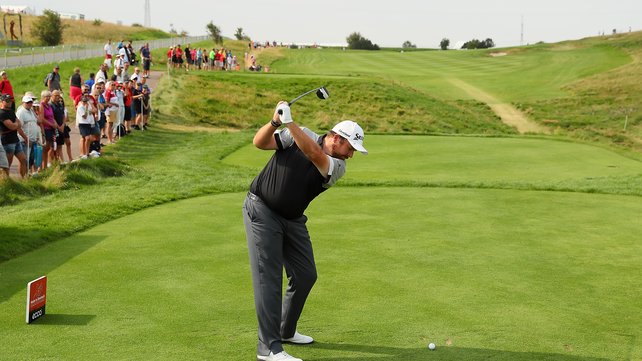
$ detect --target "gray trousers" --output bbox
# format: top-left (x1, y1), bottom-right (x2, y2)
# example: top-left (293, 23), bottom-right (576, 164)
top-left (243, 192), bottom-right (318, 356)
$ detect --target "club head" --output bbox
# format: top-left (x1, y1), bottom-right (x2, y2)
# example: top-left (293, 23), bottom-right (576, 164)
top-left (316, 87), bottom-right (329, 100)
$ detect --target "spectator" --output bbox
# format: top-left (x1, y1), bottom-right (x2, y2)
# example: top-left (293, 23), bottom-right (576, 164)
top-left (76, 94), bottom-right (95, 159)
top-left (69, 67), bottom-right (83, 103)
top-left (118, 46), bottom-right (129, 64)
top-left (140, 43), bottom-right (152, 78)
top-left (140, 85), bottom-right (151, 129)
top-left (104, 81), bottom-right (119, 144)
top-left (0, 93), bottom-right (28, 178)
top-left (122, 62), bottom-right (130, 83)
top-left (0, 70), bottom-right (15, 111)
top-left (131, 81), bottom-right (143, 130)
top-left (166, 46), bottom-right (174, 70)
top-left (114, 53), bottom-right (125, 74)
top-left (46, 65), bottom-right (62, 92)
top-left (209, 48), bottom-right (216, 70)
top-left (185, 43), bottom-right (192, 71)
top-left (104, 39), bottom-right (113, 68)
top-left (16, 93), bottom-right (42, 174)
top-left (95, 63), bottom-right (108, 85)
top-left (123, 80), bottom-right (133, 133)
top-left (51, 90), bottom-right (71, 163)
top-left (38, 90), bottom-right (58, 169)
top-left (92, 80), bottom-right (107, 140)
top-left (130, 67), bottom-right (141, 82)
top-left (126, 41), bottom-right (137, 65)
top-left (174, 44), bottom-right (184, 70)
top-left (85, 72), bottom-right (96, 90)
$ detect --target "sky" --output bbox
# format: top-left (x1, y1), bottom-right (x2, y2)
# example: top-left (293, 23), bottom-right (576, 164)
top-left (17, 0), bottom-right (642, 48)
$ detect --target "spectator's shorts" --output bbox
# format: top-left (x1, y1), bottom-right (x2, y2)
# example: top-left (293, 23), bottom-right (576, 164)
top-left (0, 145), bottom-right (8, 169)
top-left (3, 141), bottom-right (24, 156)
top-left (92, 122), bottom-right (101, 136)
top-left (108, 112), bottom-right (117, 123)
top-left (98, 112), bottom-right (106, 129)
top-left (63, 125), bottom-right (72, 139)
top-left (143, 59), bottom-right (151, 71)
top-left (78, 124), bottom-right (93, 137)
top-left (44, 128), bottom-right (64, 146)
top-left (124, 106), bottom-right (132, 121)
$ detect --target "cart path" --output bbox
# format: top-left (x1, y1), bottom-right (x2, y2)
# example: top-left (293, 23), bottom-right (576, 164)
top-left (448, 78), bottom-right (549, 134)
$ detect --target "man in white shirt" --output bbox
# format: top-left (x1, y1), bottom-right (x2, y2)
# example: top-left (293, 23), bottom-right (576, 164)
top-left (104, 40), bottom-right (113, 68)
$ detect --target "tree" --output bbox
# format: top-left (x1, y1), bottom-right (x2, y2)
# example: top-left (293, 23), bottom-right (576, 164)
top-left (461, 38), bottom-right (495, 49)
top-left (31, 9), bottom-right (67, 45)
top-left (402, 40), bottom-right (416, 49)
top-left (234, 27), bottom-right (250, 41)
top-left (440, 38), bottom-right (450, 50)
top-left (346, 32), bottom-right (379, 50)
top-left (206, 21), bottom-right (223, 44)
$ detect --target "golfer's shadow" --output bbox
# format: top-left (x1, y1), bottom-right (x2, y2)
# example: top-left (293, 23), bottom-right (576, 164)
top-left (306, 342), bottom-right (609, 361)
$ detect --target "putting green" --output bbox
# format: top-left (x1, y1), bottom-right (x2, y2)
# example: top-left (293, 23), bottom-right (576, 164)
top-left (0, 186), bottom-right (640, 360)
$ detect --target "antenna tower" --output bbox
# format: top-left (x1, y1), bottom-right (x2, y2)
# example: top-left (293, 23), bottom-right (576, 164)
top-left (144, 0), bottom-right (151, 27)
top-left (520, 15), bottom-right (524, 46)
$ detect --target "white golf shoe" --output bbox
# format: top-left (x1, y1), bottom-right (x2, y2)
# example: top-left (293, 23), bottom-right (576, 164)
top-left (282, 331), bottom-right (314, 344)
top-left (256, 351), bottom-right (302, 361)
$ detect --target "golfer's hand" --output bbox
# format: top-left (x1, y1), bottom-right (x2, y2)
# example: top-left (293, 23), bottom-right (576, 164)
top-left (276, 102), bottom-right (293, 124)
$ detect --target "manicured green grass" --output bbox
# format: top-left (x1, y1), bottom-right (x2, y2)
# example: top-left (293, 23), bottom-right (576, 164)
top-left (225, 135), bottom-right (642, 195)
top-left (269, 45), bottom-right (630, 102)
top-left (1, 33), bottom-right (642, 361)
top-left (1, 188), bottom-right (640, 360)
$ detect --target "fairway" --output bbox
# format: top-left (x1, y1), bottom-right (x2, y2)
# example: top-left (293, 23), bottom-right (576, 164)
top-left (2, 135), bottom-right (641, 360)
top-left (272, 46), bottom-right (631, 102)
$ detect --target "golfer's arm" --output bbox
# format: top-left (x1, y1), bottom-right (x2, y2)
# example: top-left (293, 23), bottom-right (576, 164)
top-left (253, 121), bottom-right (279, 150)
top-left (285, 123), bottom-right (329, 177)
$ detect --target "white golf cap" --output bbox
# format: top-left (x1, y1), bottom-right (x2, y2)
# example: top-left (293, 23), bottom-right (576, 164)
top-left (22, 94), bottom-right (36, 102)
top-left (332, 120), bottom-right (368, 155)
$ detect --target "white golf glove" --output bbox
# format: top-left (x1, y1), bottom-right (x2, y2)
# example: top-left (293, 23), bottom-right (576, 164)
top-left (277, 103), bottom-right (293, 124)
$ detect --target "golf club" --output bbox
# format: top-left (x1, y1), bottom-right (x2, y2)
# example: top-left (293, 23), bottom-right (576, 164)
top-left (278, 86), bottom-right (329, 115)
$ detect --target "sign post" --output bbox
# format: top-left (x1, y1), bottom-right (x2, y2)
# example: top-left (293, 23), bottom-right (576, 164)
top-left (26, 276), bottom-right (47, 324)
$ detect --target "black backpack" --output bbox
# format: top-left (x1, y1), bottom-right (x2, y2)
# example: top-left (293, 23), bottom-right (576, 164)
top-left (116, 123), bottom-right (127, 137)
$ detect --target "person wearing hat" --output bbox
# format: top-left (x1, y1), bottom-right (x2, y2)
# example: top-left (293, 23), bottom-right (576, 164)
top-left (76, 94), bottom-right (95, 158)
top-left (46, 65), bottom-right (61, 92)
top-left (0, 93), bottom-right (28, 177)
top-left (0, 70), bottom-right (15, 112)
top-left (242, 102), bottom-right (367, 361)
top-left (16, 93), bottom-right (42, 174)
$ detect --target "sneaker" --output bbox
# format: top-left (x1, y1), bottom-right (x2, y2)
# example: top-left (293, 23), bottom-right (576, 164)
top-left (101, 135), bottom-right (108, 139)
top-left (257, 351), bottom-right (302, 361)
top-left (79, 155), bottom-right (88, 160)
top-left (282, 331), bottom-right (314, 344)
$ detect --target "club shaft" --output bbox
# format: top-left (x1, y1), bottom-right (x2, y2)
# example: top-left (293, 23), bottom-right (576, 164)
top-left (288, 87), bottom-right (320, 105)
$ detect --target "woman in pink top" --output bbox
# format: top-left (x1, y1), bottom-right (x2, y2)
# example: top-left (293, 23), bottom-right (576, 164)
top-left (38, 90), bottom-right (60, 169)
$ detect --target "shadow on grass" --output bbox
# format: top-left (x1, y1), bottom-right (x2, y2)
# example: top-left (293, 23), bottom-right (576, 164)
top-left (307, 342), bottom-right (609, 361)
top-left (0, 234), bottom-right (106, 304)
top-left (31, 313), bottom-right (96, 326)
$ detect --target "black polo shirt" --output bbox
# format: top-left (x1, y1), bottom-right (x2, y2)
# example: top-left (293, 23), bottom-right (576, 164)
top-left (250, 127), bottom-right (346, 219)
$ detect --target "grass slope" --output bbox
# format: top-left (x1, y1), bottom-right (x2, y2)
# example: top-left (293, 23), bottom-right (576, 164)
top-left (1, 14), bottom-right (170, 47)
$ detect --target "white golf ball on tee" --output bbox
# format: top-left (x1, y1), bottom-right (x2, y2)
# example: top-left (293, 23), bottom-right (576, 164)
top-left (428, 342), bottom-right (436, 350)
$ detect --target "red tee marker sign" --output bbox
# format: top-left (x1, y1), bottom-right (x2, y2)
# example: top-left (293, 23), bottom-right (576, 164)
top-left (26, 276), bottom-right (47, 323)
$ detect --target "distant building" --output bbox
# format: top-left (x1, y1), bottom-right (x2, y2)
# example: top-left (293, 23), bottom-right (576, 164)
top-left (58, 12), bottom-right (85, 20)
top-left (0, 5), bottom-right (36, 15)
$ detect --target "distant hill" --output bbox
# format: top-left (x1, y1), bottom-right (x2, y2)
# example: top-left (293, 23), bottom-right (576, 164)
top-left (1, 14), bottom-right (172, 46)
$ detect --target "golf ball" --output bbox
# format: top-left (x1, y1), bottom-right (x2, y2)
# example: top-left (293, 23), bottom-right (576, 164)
top-left (428, 343), bottom-right (436, 350)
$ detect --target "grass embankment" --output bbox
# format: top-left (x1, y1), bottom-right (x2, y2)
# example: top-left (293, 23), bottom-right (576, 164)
top-left (1, 14), bottom-right (170, 47)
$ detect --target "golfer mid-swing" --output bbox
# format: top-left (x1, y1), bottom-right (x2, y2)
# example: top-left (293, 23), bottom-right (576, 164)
top-left (243, 101), bottom-right (367, 361)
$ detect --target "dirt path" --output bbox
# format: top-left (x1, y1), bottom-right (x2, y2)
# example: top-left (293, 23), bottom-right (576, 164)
top-left (8, 71), bottom-right (163, 178)
top-left (448, 78), bottom-right (549, 134)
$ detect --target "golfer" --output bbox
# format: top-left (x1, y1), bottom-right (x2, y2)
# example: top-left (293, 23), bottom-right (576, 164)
top-left (243, 101), bottom-right (367, 361)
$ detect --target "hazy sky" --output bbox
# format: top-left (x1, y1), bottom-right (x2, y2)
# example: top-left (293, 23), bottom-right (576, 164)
top-left (19, 0), bottom-right (642, 48)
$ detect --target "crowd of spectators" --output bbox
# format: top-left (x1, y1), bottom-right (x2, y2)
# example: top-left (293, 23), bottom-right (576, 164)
top-left (166, 43), bottom-right (239, 72)
top-left (0, 39), bottom-right (154, 179)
